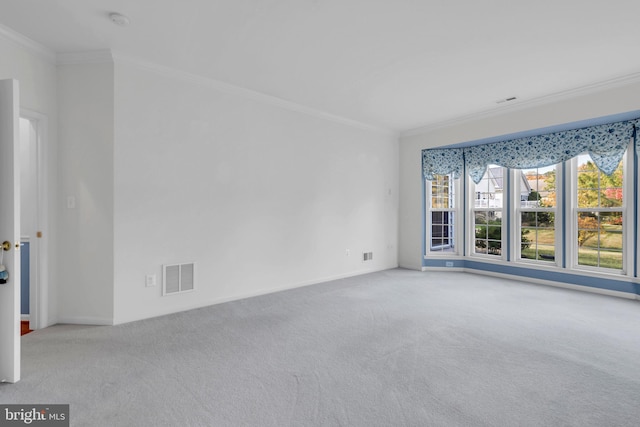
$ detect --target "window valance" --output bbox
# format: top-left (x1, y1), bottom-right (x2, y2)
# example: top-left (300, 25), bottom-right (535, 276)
top-left (422, 119), bottom-right (639, 184)
top-left (422, 148), bottom-right (464, 181)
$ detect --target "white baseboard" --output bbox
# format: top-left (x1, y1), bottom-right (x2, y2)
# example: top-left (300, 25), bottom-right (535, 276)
top-left (55, 317), bottom-right (114, 326)
top-left (421, 267), bottom-right (465, 272)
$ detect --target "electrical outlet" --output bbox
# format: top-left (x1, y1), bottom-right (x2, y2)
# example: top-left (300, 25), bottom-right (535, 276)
top-left (145, 274), bottom-right (157, 287)
top-left (445, 261), bottom-right (454, 267)
top-left (346, 249), bottom-right (350, 256)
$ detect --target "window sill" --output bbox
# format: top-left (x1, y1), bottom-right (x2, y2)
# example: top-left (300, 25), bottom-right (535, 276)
top-left (424, 254), bottom-right (463, 259)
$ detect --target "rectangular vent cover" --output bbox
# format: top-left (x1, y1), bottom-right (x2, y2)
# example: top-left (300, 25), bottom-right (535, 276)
top-left (163, 262), bottom-right (195, 296)
top-left (363, 252), bottom-right (373, 261)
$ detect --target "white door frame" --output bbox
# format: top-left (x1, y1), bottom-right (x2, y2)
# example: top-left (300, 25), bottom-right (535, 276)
top-left (20, 108), bottom-right (49, 330)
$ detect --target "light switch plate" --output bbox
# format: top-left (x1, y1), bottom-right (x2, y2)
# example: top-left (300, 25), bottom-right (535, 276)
top-left (145, 274), bottom-right (157, 287)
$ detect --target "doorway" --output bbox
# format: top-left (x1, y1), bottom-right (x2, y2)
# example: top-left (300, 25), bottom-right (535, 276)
top-left (19, 112), bottom-right (48, 332)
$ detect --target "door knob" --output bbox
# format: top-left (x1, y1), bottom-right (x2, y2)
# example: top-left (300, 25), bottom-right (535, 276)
top-left (1, 241), bottom-right (10, 251)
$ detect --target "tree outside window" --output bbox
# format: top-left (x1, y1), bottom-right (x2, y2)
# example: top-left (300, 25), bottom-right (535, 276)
top-left (575, 155), bottom-right (624, 270)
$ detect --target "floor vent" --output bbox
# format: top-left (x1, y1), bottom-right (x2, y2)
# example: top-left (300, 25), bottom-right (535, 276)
top-left (163, 263), bottom-right (195, 296)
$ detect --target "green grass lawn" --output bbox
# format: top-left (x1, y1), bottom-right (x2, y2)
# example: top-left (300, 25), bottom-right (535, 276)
top-left (601, 224), bottom-right (623, 233)
top-left (521, 247), bottom-right (555, 261)
top-left (521, 227), bottom-right (622, 269)
top-left (523, 227), bottom-right (622, 249)
top-left (522, 228), bottom-right (554, 244)
top-left (580, 231), bottom-right (622, 249)
top-left (578, 250), bottom-right (622, 269)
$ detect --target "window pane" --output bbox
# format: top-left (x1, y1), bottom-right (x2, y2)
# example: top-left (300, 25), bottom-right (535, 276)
top-left (538, 237), bottom-right (556, 262)
top-left (577, 246), bottom-right (622, 269)
top-left (431, 174), bottom-right (454, 209)
top-left (578, 189), bottom-right (599, 208)
top-left (487, 224), bottom-right (501, 239)
top-left (538, 211), bottom-right (554, 227)
top-left (487, 240), bottom-right (501, 255)
top-left (517, 165), bottom-right (557, 264)
top-left (429, 173), bottom-right (457, 254)
top-left (575, 153), bottom-right (624, 272)
top-left (521, 212), bottom-right (555, 262)
top-left (472, 166), bottom-right (503, 257)
top-left (430, 211), bottom-right (455, 252)
top-left (520, 166), bottom-right (557, 208)
top-left (601, 188), bottom-right (623, 207)
top-left (600, 212), bottom-right (623, 255)
top-left (576, 154), bottom-right (623, 208)
top-left (577, 156), bottom-right (598, 172)
top-left (474, 215), bottom-right (501, 256)
top-left (475, 165), bottom-right (503, 208)
top-left (521, 212), bottom-right (536, 227)
top-left (432, 212), bottom-right (443, 225)
top-left (577, 211), bottom-right (623, 270)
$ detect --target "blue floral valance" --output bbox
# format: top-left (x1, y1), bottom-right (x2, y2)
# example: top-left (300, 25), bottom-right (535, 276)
top-left (422, 119), bottom-right (640, 184)
top-left (422, 148), bottom-right (463, 181)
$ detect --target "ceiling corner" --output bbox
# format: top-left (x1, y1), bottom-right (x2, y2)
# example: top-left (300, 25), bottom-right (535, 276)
top-left (0, 23), bottom-right (56, 63)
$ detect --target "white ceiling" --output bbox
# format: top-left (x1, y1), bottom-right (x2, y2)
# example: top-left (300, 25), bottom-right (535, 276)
top-left (2, 0), bottom-right (640, 133)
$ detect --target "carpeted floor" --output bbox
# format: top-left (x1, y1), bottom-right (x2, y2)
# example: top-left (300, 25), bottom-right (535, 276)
top-left (1, 269), bottom-right (639, 426)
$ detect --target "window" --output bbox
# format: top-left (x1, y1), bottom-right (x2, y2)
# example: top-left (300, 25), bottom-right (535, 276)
top-left (471, 165), bottom-right (504, 257)
top-left (517, 165), bottom-right (558, 263)
top-left (422, 118), bottom-right (637, 286)
top-left (427, 174), bottom-right (458, 254)
top-left (574, 154), bottom-right (625, 271)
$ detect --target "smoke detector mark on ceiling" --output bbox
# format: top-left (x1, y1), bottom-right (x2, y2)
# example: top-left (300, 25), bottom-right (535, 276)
top-left (496, 96), bottom-right (517, 104)
top-left (109, 13), bottom-right (131, 27)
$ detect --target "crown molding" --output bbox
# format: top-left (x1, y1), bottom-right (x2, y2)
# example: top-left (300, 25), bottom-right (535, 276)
top-left (0, 23), bottom-right (56, 63)
top-left (57, 49), bottom-right (114, 65)
top-left (111, 51), bottom-right (396, 137)
top-left (401, 71), bottom-right (640, 138)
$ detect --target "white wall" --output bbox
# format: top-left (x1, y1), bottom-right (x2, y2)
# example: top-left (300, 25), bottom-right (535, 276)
top-left (112, 60), bottom-right (399, 324)
top-left (399, 81), bottom-right (640, 269)
top-left (0, 33), bottom-right (58, 326)
top-left (57, 62), bottom-right (114, 324)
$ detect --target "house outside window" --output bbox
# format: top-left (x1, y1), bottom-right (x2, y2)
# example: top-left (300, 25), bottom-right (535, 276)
top-left (517, 165), bottom-right (558, 264)
top-left (471, 165), bottom-right (504, 257)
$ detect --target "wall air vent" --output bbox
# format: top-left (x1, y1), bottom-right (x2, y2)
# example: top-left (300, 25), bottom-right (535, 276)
top-left (163, 262), bottom-right (195, 296)
top-left (363, 252), bottom-right (373, 262)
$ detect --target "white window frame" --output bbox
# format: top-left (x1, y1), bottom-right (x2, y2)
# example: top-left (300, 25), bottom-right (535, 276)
top-left (567, 142), bottom-right (633, 276)
top-left (468, 165), bottom-right (506, 261)
top-left (425, 174), bottom-right (462, 257)
top-left (512, 164), bottom-right (562, 267)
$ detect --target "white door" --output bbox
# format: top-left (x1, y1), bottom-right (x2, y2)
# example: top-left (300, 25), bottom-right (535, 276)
top-left (0, 79), bottom-right (21, 383)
